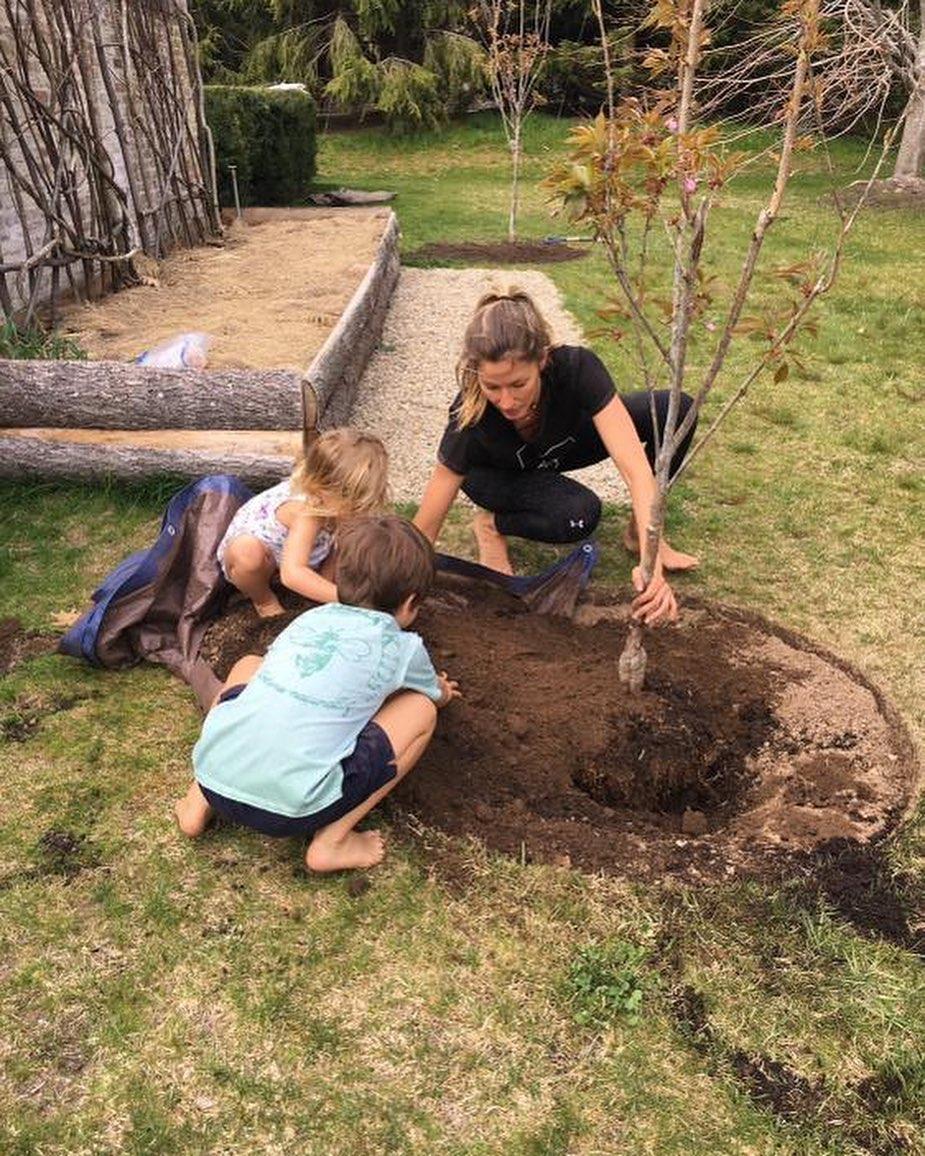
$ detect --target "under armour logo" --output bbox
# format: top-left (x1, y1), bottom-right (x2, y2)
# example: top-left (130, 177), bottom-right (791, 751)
top-left (569, 518), bottom-right (585, 530)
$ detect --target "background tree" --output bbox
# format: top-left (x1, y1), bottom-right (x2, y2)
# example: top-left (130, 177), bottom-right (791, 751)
top-left (546, 0), bottom-right (898, 689)
top-left (191, 0), bottom-right (486, 129)
top-left (474, 0), bottom-right (553, 240)
top-left (698, 0), bottom-right (925, 181)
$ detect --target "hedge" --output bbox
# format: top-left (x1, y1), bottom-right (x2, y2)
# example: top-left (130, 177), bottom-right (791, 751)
top-left (205, 86), bottom-right (317, 208)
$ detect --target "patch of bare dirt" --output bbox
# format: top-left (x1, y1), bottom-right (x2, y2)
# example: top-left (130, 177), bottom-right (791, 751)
top-left (200, 579), bottom-right (918, 885)
top-left (60, 210), bottom-right (392, 370)
top-left (407, 240), bottom-right (589, 264)
top-left (0, 618), bottom-right (56, 676)
top-left (838, 176), bottom-right (925, 211)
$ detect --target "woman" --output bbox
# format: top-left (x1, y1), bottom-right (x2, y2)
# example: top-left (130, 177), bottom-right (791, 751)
top-left (413, 289), bottom-right (698, 625)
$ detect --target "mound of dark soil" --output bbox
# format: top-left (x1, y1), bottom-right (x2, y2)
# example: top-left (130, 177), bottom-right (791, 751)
top-left (200, 580), bottom-right (918, 882)
top-left (406, 240), bottom-right (588, 264)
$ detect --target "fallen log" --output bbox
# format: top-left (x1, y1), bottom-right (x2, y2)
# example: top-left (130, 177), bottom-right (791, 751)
top-left (0, 430), bottom-right (291, 489)
top-left (0, 361), bottom-right (304, 430)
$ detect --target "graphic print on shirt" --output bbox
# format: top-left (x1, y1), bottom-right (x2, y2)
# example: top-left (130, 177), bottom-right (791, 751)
top-left (291, 629), bottom-right (373, 680)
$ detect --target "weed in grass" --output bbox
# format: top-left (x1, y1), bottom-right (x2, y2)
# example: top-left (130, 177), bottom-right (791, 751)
top-left (564, 939), bottom-right (650, 1027)
top-left (0, 319), bottom-right (87, 361)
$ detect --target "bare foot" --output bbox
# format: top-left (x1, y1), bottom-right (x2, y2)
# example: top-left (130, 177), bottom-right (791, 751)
top-left (174, 783), bottom-right (214, 838)
top-left (622, 523), bottom-right (699, 572)
top-left (472, 511), bottom-right (514, 576)
top-left (254, 595), bottom-right (285, 618)
top-left (659, 542), bottom-right (699, 571)
top-left (305, 829), bottom-right (387, 872)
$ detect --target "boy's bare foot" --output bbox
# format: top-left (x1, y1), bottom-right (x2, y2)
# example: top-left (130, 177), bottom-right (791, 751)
top-left (174, 783), bottom-right (214, 838)
top-left (254, 595), bottom-right (285, 618)
top-left (305, 829), bottom-right (386, 873)
top-left (622, 522), bottom-right (699, 572)
top-left (472, 511), bottom-right (514, 575)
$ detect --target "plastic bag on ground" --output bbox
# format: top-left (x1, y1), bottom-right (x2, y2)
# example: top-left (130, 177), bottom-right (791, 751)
top-left (135, 332), bottom-right (211, 369)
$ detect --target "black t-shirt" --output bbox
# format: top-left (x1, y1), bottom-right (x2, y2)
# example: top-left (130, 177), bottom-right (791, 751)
top-left (437, 345), bottom-right (616, 475)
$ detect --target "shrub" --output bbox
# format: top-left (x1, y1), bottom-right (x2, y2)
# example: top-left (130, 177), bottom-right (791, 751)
top-left (204, 86), bottom-right (317, 208)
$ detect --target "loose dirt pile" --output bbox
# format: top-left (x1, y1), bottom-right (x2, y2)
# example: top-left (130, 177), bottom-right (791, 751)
top-left (200, 579), bottom-right (917, 882)
top-left (61, 210), bottom-right (390, 370)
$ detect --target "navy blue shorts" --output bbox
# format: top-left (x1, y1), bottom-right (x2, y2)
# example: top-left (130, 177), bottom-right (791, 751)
top-left (198, 684), bottom-right (397, 838)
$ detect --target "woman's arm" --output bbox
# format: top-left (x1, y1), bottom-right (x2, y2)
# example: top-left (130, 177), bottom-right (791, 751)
top-left (279, 510), bottom-right (339, 603)
top-left (592, 396), bottom-right (677, 625)
top-left (413, 463), bottom-right (465, 543)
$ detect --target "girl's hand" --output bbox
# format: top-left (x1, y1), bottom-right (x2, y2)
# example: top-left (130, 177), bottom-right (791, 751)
top-left (437, 671), bottom-right (461, 708)
top-left (631, 565), bottom-right (678, 625)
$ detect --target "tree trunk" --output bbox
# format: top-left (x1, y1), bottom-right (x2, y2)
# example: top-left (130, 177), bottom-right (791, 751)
top-left (894, 2), bottom-right (925, 177)
top-left (508, 127), bottom-right (522, 244)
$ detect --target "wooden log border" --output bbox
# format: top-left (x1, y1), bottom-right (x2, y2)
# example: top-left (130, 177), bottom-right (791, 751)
top-left (309, 211), bottom-right (400, 429)
top-left (0, 435), bottom-right (291, 490)
top-left (0, 210), bottom-right (401, 482)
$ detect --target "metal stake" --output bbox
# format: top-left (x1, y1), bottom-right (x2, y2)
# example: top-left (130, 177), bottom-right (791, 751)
top-left (228, 164), bottom-right (242, 221)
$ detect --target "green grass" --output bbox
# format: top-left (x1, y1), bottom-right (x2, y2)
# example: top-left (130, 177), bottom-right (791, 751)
top-left (1, 112), bottom-right (924, 1154)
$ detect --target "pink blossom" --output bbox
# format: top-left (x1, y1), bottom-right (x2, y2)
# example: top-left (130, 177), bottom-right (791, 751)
top-left (683, 176), bottom-right (698, 195)
top-left (666, 117), bottom-right (679, 133)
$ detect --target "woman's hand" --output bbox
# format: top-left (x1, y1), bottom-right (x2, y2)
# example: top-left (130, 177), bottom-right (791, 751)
top-left (630, 563), bottom-right (678, 625)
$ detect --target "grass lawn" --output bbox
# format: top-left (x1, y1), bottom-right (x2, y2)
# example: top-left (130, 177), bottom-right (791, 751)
top-left (1, 113), bottom-right (923, 1154)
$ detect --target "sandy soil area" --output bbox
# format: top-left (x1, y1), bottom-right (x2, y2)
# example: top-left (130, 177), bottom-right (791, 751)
top-left (60, 210), bottom-right (391, 371)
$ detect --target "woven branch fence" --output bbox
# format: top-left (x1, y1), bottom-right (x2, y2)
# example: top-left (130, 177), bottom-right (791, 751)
top-left (0, 0), bottom-right (221, 324)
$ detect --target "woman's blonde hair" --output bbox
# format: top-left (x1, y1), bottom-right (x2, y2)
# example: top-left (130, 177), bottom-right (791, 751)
top-left (455, 288), bottom-right (554, 428)
top-left (291, 427), bottom-right (389, 518)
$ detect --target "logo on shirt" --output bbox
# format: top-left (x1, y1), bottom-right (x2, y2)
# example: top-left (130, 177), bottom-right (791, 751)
top-left (516, 436), bottom-right (575, 472)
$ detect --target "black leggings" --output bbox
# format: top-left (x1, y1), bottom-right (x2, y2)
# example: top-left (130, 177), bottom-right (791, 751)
top-left (462, 391), bottom-right (696, 544)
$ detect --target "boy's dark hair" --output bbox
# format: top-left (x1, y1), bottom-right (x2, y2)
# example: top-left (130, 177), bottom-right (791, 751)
top-left (336, 516), bottom-right (435, 613)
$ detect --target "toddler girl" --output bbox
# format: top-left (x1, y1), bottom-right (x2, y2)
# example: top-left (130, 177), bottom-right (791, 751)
top-left (218, 427), bottom-right (388, 616)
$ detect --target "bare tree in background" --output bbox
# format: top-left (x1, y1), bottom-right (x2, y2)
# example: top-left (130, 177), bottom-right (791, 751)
top-left (546, 0), bottom-right (903, 691)
top-left (700, 0), bottom-right (925, 181)
top-left (475, 0), bottom-right (552, 242)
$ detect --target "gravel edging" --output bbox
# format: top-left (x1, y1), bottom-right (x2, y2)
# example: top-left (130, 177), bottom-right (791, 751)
top-left (348, 266), bottom-right (630, 506)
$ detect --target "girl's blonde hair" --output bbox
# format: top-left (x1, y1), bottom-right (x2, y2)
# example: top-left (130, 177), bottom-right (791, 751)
top-left (455, 288), bottom-right (554, 428)
top-left (291, 427), bottom-right (389, 518)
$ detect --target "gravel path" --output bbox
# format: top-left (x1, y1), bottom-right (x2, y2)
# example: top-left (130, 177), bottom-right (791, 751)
top-left (349, 267), bottom-right (629, 506)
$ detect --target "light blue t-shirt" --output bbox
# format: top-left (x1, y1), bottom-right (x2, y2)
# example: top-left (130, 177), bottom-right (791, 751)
top-left (193, 603), bottom-right (442, 817)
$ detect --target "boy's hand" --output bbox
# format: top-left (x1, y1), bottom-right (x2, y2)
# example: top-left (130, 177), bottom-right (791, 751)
top-left (437, 671), bottom-right (461, 708)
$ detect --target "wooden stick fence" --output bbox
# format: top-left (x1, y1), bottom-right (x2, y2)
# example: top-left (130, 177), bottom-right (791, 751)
top-left (0, 0), bottom-right (220, 323)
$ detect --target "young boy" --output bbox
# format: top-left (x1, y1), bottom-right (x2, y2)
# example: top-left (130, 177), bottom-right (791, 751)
top-left (175, 515), bottom-right (459, 872)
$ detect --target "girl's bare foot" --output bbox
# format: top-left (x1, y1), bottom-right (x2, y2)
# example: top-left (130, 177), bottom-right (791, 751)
top-left (254, 594), bottom-right (285, 618)
top-left (305, 829), bottom-right (386, 873)
top-left (622, 522), bottom-right (699, 572)
top-left (174, 783), bottom-right (214, 838)
top-left (472, 511), bottom-right (514, 575)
